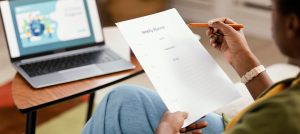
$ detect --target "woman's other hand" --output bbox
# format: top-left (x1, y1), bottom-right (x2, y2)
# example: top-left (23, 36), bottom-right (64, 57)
top-left (155, 110), bottom-right (207, 134)
top-left (206, 17), bottom-right (261, 77)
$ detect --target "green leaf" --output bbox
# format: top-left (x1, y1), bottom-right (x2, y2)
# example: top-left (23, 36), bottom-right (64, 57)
top-left (42, 16), bottom-right (47, 22)
top-left (22, 19), bottom-right (29, 33)
top-left (44, 20), bottom-right (51, 30)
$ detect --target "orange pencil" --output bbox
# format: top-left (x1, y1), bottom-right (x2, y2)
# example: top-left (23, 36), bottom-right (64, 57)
top-left (187, 23), bottom-right (244, 29)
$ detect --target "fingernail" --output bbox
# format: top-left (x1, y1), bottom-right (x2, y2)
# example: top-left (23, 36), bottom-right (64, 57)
top-left (210, 38), bottom-right (212, 42)
top-left (183, 111), bottom-right (189, 115)
top-left (208, 21), bottom-right (214, 25)
top-left (212, 43), bottom-right (216, 47)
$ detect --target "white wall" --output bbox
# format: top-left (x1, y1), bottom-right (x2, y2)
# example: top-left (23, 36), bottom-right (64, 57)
top-left (167, 0), bottom-right (273, 40)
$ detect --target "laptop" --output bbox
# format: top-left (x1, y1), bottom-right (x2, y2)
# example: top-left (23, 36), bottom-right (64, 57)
top-left (0, 0), bottom-right (135, 88)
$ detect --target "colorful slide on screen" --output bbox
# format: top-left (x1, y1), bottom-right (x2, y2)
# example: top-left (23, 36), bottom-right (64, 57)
top-left (15, 0), bottom-right (91, 48)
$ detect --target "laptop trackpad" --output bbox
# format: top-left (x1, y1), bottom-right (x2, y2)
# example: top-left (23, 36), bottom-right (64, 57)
top-left (59, 64), bottom-right (104, 80)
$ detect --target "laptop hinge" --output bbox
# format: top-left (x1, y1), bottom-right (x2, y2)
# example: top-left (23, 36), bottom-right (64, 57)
top-left (53, 48), bottom-right (66, 54)
top-left (19, 46), bottom-right (103, 64)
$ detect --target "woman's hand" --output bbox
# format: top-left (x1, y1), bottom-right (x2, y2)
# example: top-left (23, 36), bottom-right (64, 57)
top-left (155, 110), bottom-right (207, 134)
top-left (206, 17), bottom-right (273, 99)
top-left (206, 17), bottom-right (261, 77)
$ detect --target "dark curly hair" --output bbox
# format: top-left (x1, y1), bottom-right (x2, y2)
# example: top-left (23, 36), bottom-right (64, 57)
top-left (278, 0), bottom-right (300, 17)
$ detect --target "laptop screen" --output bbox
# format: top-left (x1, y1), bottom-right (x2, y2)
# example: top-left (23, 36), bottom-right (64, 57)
top-left (0, 0), bottom-right (104, 58)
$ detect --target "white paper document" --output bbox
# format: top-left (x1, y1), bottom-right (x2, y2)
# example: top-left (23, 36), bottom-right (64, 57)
top-left (116, 9), bottom-right (242, 127)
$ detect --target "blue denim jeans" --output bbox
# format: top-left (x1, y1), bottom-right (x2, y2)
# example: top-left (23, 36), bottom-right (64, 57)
top-left (81, 85), bottom-right (225, 134)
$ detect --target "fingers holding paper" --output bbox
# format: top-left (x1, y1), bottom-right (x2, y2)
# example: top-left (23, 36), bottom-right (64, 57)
top-left (180, 121), bottom-right (208, 134)
top-left (155, 110), bottom-right (207, 134)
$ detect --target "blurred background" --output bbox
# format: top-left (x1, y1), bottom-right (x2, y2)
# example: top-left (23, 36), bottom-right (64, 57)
top-left (0, 0), bottom-right (289, 133)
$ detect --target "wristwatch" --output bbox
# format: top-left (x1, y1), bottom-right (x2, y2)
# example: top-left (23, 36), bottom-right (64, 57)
top-left (241, 65), bottom-right (266, 84)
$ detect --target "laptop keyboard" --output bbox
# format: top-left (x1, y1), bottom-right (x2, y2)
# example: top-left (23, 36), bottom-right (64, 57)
top-left (20, 49), bottom-right (121, 77)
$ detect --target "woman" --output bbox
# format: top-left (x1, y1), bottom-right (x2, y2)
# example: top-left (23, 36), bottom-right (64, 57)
top-left (81, 0), bottom-right (300, 133)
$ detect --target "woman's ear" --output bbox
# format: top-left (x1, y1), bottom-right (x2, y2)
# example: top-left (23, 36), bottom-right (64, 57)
top-left (286, 13), bottom-right (300, 39)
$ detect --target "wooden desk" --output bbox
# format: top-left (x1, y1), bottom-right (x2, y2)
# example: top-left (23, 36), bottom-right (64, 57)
top-left (12, 55), bottom-right (143, 134)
